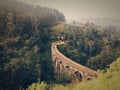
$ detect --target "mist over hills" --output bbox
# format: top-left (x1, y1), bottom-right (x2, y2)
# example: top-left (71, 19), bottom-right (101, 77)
top-left (78, 18), bottom-right (120, 29)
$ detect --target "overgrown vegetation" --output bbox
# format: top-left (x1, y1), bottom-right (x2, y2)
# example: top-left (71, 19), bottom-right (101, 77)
top-left (27, 82), bottom-right (47, 90)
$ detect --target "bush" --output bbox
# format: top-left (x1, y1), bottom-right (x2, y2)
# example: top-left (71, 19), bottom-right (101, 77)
top-left (27, 82), bottom-right (47, 90)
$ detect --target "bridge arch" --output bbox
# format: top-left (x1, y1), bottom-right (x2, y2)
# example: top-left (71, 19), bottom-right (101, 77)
top-left (65, 65), bottom-right (70, 69)
top-left (59, 60), bottom-right (62, 64)
top-left (73, 71), bottom-right (82, 81)
top-left (86, 76), bottom-right (92, 81)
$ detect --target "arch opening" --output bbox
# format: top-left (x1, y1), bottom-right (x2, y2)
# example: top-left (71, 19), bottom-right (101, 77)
top-left (74, 71), bottom-right (82, 81)
top-left (59, 60), bottom-right (62, 63)
top-left (86, 77), bottom-right (92, 81)
top-left (65, 65), bottom-right (70, 70)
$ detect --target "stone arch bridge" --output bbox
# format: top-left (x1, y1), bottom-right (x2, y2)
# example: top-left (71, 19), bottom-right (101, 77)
top-left (51, 41), bottom-right (98, 82)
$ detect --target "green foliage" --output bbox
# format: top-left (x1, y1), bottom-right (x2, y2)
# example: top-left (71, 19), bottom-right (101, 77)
top-left (27, 82), bottom-right (47, 90)
top-left (109, 57), bottom-right (120, 72)
top-left (53, 85), bottom-right (69, 90)
top-left (58, 23), bottom-right (120, 70)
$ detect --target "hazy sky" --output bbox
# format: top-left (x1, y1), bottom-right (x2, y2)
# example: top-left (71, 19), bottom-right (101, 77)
top-left (17, 0), bottom-right (120, 21)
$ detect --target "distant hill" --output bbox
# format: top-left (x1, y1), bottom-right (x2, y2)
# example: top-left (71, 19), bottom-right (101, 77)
top-left (79, 18), bottom-right (120, 30)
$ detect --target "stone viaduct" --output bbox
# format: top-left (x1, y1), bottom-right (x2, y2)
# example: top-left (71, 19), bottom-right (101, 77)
top-left (51, 41), bottom-right (98, 82)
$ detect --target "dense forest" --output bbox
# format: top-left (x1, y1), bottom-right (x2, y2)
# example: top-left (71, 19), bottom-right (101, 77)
top-left (58, 22), bottom-right (120, 70)
top-left (0, 0), bottom-right (65, 90)
top-left (0, 0), bottom-right (120, 90)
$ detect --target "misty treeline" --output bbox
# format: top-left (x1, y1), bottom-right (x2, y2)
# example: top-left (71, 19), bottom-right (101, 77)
top-left (58, 22), bottom-right (120, 70)
top-left (0, 0), bottom-right (65, 26)
top-left (0, 0), bottom-right (65, 90)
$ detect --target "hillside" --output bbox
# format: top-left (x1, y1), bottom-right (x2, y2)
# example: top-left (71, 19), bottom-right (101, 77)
top-left (0, 0), bottom-right (65, 90)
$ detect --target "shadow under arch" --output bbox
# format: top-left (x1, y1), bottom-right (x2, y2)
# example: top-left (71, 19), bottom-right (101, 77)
top-left (86, 76), bottom-right (92, 81)
top-left (74, 71), bottom-right (82, 81)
